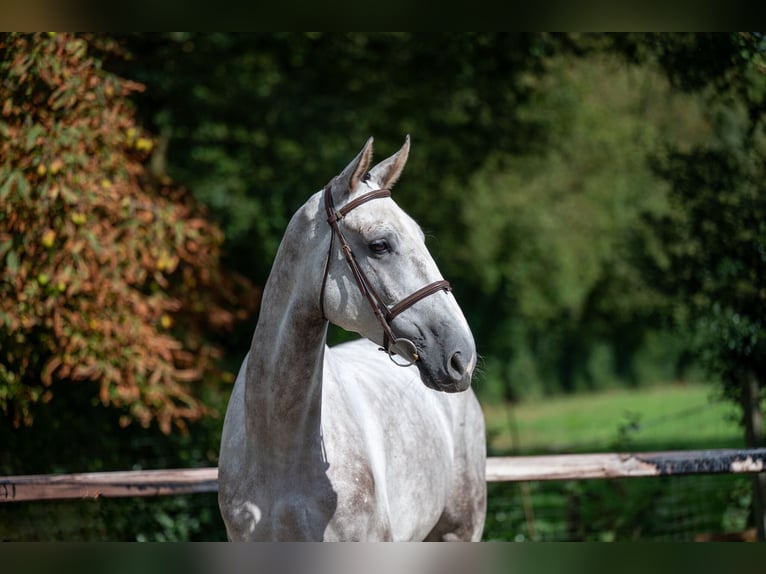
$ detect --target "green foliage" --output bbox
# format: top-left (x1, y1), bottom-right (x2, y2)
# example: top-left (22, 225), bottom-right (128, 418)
top-left (0, 495), bottom-right (225, 541)
top-left (112, 32), bottom-right (553, 289)
top-left (109, 34), bottom-right (717, 399)
top-left (461, 53), bottom-right (708, 397)
top-left (632, 33), bottom-right (766, 425)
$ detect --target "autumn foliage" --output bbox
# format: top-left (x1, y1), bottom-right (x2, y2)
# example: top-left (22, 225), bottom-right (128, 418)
top-left (0, 33), bottom-right (258, 433)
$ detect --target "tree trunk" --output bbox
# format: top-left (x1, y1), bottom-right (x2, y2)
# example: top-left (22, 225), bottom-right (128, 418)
top-left (742, 371), bottom-right (766, 541)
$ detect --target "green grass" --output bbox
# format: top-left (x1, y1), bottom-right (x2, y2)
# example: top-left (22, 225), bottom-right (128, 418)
top-left (482, 382), bottom-right (744, 455)
top-left (481, 383), bottom-right (751, 541)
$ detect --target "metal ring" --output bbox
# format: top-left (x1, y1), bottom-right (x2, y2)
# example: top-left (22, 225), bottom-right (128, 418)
top-left (387, 338), bottom-right (419, 367)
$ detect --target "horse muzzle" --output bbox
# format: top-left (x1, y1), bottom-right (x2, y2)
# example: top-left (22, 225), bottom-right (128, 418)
top-left (412, 329), bottom-right (476, 393)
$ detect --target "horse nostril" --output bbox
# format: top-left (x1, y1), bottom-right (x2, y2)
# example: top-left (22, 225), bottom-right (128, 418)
top-left (449, 351), bottom-right (467, 378)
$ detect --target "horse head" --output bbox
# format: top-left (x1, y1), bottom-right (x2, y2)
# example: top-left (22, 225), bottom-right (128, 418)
top-left (319, 136), bottom-right (476, 392)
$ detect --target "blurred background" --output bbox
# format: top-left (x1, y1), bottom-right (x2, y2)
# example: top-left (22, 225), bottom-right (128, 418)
top-left (1, 32), bottom-right (764, 541)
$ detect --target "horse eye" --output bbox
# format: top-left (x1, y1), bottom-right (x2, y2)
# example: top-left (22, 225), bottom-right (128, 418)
top-left (369, 240), bottom-right (390, 254)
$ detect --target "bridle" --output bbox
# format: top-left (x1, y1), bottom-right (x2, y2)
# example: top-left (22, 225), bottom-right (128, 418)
top-left (319, 178), bottom-right (452, 367)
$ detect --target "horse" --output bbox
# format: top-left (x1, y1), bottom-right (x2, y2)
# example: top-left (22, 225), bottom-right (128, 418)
top-left (218, 136), bottom-right (486, 541)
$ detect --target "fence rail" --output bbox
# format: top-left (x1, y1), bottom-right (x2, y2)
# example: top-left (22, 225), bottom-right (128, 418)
top-left (486, 449), bottom-right (766, 482)
top-left (0, 467), bottom-right (218, 503)
top-left (2, 449), bottom-right (765, 504)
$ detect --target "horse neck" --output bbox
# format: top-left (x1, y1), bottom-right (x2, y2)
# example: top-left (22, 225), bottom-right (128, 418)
top-left (244, 194), bottom-right (328, 463)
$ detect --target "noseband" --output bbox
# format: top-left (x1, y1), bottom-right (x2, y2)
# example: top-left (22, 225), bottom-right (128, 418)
top-left (319, 179), bottom-right (451, 366)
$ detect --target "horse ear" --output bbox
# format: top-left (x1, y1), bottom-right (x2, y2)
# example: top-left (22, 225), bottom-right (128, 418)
top-left (334, 137), bottom-right (374, 196)
top-left (368, 135), bottom-right (410, 189)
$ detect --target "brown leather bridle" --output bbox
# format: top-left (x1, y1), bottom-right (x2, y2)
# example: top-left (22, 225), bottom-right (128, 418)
top-left (319, 179), bottom-right (452, 366)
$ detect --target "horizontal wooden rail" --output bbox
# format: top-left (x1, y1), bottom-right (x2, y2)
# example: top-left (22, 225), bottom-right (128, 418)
top-left (0, 468), bottom-right (218, 503)
top-left (485, 449), bottom-right (766, 482)
top-left (2, 449), bottom-right (765, 503)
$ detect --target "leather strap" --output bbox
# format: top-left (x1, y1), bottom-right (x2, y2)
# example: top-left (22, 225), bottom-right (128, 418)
top-left (329, 188), bottom-right (392, 223)
top-left (387, 279), bottom-right (451, 321)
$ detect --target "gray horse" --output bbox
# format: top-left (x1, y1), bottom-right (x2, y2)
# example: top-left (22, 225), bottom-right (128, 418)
top-left (218, 137), bottom-right (486, 541)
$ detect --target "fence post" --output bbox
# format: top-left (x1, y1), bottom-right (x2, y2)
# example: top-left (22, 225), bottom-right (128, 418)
top-left (743, 371), bottom-right (766, 541)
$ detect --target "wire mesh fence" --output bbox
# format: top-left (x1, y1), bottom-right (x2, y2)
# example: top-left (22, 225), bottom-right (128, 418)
top-left (0, 493), bottom-right (226, 542)
top-left (4, 445), bottom-right (766, 541)
top-left (2, 474), bottom-right (755, 541)
top-left (484, 473), bottom-right (754, 541)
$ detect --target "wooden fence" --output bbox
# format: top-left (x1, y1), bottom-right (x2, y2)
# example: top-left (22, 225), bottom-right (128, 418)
top-left (2, 448), bottom-right (765, 503)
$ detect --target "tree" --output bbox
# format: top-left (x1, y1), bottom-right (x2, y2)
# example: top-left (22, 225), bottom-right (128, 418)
top-left (457, 52), bottom-right (707, 398)
top-left (617, 32), bottom-right (766, 539)
top-left (113, 34), bottom-right (679, 391)
top-left (0, 33), bottom-right (258, 433)
top-left (109, 33), bottom-right (713, 402)
top-left (110, 33), bottom-right (552, 283)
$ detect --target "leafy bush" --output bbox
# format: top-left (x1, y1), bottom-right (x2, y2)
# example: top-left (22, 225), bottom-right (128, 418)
top-left (0, 33), bottom-right (258, 433)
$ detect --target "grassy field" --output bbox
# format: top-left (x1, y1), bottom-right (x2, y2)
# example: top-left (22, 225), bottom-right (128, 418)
top-left (482, 382), bottom-right (744, 455)
top-left (481, 383), bottom-right (752, 541)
